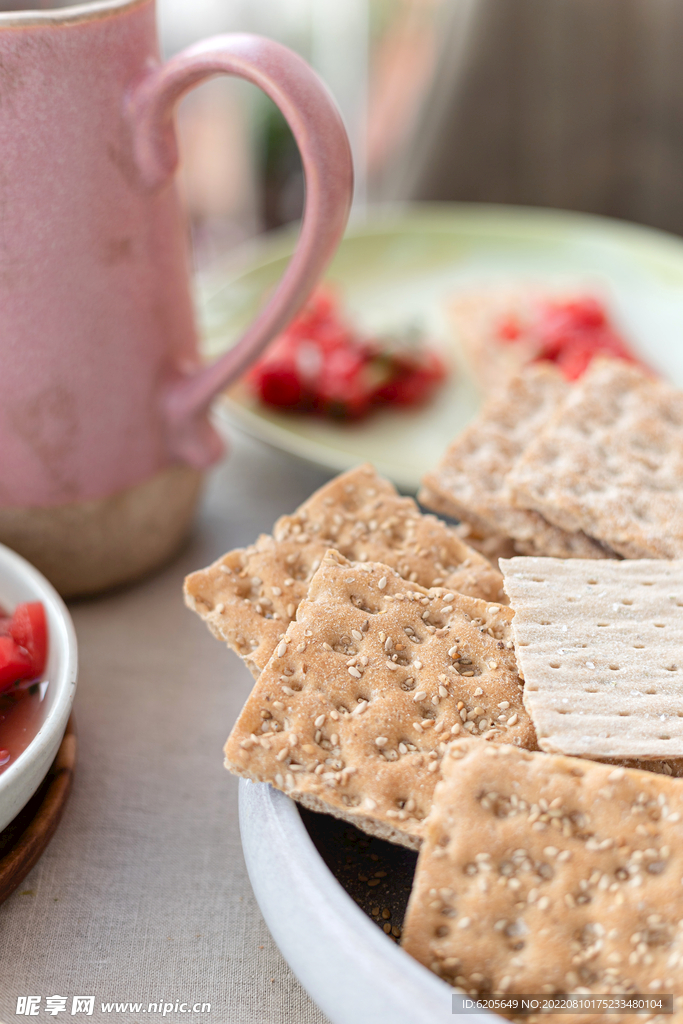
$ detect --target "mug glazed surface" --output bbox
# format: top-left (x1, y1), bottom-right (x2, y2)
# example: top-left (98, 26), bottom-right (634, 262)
top-left (0, 0), bottom-right (353, 593)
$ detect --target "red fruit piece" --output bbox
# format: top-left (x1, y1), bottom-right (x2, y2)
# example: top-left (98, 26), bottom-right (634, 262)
top-left (8, 602), bottom-right (48, 677)
top-left (0, 636), bottom-right (33, 692)
top-left (374, 351), bottom-right (447, 407)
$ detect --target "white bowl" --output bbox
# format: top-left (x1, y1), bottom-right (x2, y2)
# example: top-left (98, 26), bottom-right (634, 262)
top-left (0, 542), bottom-right (78, 833)
top-left (239, 779), bottom-right (494, 1024)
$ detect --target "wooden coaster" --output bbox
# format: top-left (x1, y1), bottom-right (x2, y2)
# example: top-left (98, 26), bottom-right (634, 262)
top-left (0, 716), bottom-right (76, 904)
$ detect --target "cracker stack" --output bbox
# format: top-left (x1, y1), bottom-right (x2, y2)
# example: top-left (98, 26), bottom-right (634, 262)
top-left (421, 358), bottom-right (683, 560)
top-left (501, 556), bottom-right (683, 766)
top-left (507, 359), bottom-right (683, 559)
top-left (185, 464), bottom-right (504, 677)
top-left (402, 740), bottom-right (683, 1013)
top-left (224, 551), bottom-right (535, 849)
top-left (419, 364), bottom-right (611, 559)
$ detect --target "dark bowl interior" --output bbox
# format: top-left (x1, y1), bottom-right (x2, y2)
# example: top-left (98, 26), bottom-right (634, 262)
top-left (299, 806), bottom-right (418, 943)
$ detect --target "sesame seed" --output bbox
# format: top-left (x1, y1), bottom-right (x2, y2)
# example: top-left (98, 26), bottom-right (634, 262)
top-left (314, 715), bottom-right (326, 728)
top-left (351, 630), bottom-right (363, 643)
top-left (348, 666), bottom-right (362, 679)
top-left (375, 737), bottom-right (388, 748)
top-left (272, 587), bottom-right (282, 596)
top-left (507, 714), bottom-right (518, 726)
top-left (277, 641), bottom-right (288, 658)
top-left (378, 577), bottom-right (387, 590)
top-left (413, 691), bottom-right (427, 702)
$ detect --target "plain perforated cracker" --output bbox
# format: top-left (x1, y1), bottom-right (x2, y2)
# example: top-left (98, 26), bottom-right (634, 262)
top-left (223, 550), bottom-right (535, 849)
top-left (501, 556), bottom-right (683, 760)
top-left (419, 365), bottom-right (611, 559)
top-left (185, 464), bottom-right (504, 677)
top-left (507, 359), bottom-right (683, 559)
top-left (401, 739), bottom-right (683, 1016)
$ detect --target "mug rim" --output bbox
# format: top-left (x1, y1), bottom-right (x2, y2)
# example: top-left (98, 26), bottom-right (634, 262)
top-left (0, 0), bottom-right (147, 28)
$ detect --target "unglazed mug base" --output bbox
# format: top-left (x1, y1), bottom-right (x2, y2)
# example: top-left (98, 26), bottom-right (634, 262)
top-left (0, 465), bottom-right (203, 597)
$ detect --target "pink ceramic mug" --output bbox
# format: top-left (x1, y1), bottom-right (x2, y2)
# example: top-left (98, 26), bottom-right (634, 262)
top-left (0, 0), bottom-right (353, 596)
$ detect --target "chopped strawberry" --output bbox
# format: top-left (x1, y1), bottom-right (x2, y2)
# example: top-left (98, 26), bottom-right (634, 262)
top-left (0, 636), bottom-right (34, 692)
top-left (494, 294), bottom-right (647, 381)
top-left (8, 602), bottom-right (47, 678)
top-left (247, 288), bottom-right (447, 421)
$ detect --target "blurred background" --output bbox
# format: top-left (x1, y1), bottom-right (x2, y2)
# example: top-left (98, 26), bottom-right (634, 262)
top-left (161, 0), bottom-right (683, 270)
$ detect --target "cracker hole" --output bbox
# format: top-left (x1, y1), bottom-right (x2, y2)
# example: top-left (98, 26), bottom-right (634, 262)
top-left (549, 662), bottom-right (561, 669)
top-left (633, 644), bottom-right (646, 649)
top-left (642, 581), bottom-right (655, 586)
top-left (597, 622), bottom-right (610, 628)
top-left (622, 599), bottom-right (633, 606)
top-left (618, 711), bottom-right (630, 717)
top-left (531, 577), bottom-right (545, 583)
top-left (665, 665), bottom-right (678, 672)
top-left (350, 595), bottom-right (380, 614)
top-left (654, 623), bottom-right (666, 629)
top-left (646, 689), bottom-right (657, 695)
top-left (609, 664), bottom-right (620, 671)
top-left (584, 688), bottom-right (598, 693)
top-left (587, 579), bottom-right (598, 585)
top-left (659, 735), bottom-right (671, 741)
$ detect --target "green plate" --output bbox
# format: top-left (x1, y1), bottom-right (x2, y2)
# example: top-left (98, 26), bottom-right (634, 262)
top-left (198, 202), bottom-right (683, 491)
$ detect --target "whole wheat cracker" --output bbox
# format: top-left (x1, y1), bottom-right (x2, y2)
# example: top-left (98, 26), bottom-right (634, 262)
top-left (401, 739), bottom-right (683, 1018)
top-left (507, 358), bottom-right (683, 559)
top-left (501, 556), bottom-right (683, 760)
top-left (419, 365), bottom-right (612, 559)
top-left (223, 550), bottom-right (535, 849)
top-left (184, 464), bottom-right (504, 678)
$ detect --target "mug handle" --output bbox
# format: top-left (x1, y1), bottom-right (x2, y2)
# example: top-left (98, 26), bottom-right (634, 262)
top-left (127, 34), bottom-right (353, 467)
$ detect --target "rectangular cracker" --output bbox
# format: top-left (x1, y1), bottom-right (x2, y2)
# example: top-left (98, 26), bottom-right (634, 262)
top-left (185, 464), bottom-right (505, 678)
top-left (223, 550), bottom-right (535, 849)
top-left (501, 556), bottom-right (683, 759)
top-left (507, 358), bottom-right (683, 559)
top-left (419, 365), bottom-right (611, 559)
top-left (402, 739), bottom-right (683, 1013)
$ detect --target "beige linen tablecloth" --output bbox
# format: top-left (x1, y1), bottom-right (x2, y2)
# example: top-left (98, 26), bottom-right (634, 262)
top-left (0, 430), bottom-right (332, 1024)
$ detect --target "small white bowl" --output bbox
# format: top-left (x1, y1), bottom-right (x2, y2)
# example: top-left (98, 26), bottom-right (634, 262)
top-left (239, 779), bottom-right (493, 1024)
top-left (0, 542), bottom-right (78, 833)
